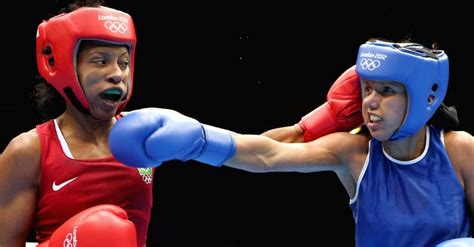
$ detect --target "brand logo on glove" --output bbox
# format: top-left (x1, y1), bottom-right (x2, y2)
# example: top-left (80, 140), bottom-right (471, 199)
top-left (52, 177), bottom-right (78, 191)
top-left (63, 225), bottom-right (78, 247)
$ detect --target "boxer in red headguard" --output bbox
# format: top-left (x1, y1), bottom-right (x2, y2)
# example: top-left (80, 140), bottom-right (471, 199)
top-left (0, 2), bottom-right (152, 247)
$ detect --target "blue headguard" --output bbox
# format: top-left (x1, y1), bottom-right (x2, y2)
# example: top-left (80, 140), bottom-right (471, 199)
top-left (355, 40), bottom-right (449, 140)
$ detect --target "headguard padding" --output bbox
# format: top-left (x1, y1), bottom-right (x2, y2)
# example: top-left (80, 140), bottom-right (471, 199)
top-left (36, 6), bottom-right (136, 113)
top-left (356, 40), bottom-right (448, 140)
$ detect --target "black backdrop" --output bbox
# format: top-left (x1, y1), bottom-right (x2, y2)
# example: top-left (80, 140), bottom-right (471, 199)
top-left (3, 1), bottom-right (473, 246)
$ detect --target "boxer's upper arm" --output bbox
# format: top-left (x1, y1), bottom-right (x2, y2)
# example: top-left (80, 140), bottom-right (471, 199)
top-left (445, 131), bottom-right (474, 214)
top-left (460, 133), bottom-right (474, 214)
top-left (0, 130), bottom-right (41, 246)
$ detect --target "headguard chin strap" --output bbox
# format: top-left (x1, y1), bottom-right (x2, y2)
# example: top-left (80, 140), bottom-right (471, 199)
top-left (36, 6), bottom-right (137, 114)
top-left (356, 40), bottom-right (449, 140)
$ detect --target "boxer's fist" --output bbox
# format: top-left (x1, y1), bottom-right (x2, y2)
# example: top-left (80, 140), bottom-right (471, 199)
top-left (109, 108), bottom-right (236, 168)
top-left (38, 204), bottom-right (136, 247)
top-left (298, 65), bottom-right (363, 141)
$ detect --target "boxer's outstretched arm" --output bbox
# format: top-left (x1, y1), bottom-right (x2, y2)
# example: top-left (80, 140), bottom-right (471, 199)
top-left (109, 108), bottom-right (354, 174)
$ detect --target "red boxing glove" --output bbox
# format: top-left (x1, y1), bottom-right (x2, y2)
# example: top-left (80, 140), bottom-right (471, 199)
top-left (38, 204), bottom-right (137, 247)
top-left (298, 65), bottom-right (363, 141)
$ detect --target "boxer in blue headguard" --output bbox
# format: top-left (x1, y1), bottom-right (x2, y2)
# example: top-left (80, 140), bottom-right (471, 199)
top-left (356, 40), bottom-right (449, 140)
top-left (109, 39), bottom-right (473, 246)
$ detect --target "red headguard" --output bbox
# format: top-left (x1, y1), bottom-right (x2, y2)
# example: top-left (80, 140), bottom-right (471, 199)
top-left (36, 6), bottom-right (136, 113)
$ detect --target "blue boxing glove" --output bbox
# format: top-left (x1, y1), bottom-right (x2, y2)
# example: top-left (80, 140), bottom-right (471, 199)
top-left (109, 108), bottom-right (236, 168)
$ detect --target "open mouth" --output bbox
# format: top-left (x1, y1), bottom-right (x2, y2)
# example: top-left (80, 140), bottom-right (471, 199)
top-left (369, 113), bottom-right (382, 123)
top-left (99, 88), bottom-right (123, 102)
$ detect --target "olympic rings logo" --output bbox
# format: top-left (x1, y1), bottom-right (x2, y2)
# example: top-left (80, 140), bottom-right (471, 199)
top-left (104, 21), bottom-right (128, 33)
top-left (359, 58), bottom-right (381, 71)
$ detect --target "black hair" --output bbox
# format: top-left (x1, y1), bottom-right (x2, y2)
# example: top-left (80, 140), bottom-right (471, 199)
top-left (31, 77), bottom-right (66, 123)
top-left (428, 104), bottom-right (460, 131)
top-left (62, 0), bottom-right (105, 13)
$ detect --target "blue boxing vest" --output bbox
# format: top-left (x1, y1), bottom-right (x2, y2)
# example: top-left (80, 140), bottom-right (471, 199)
top-left (349, 126), bottom-right (470, 247)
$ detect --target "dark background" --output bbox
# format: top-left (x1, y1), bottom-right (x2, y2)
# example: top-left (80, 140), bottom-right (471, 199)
top-left (2, 1), bottom-right (472, 246)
